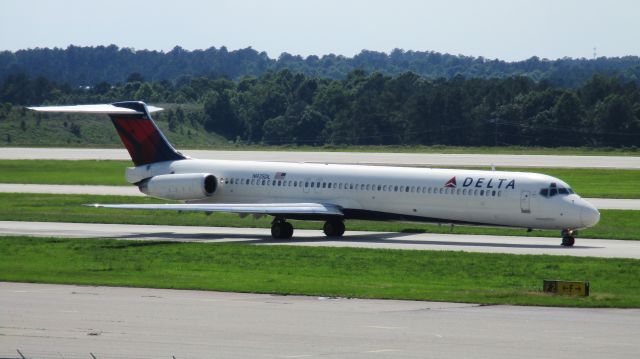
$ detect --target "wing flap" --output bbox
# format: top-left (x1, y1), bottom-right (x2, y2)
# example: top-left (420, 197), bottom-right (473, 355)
top-left (86, 202), bottom-right (344, 216)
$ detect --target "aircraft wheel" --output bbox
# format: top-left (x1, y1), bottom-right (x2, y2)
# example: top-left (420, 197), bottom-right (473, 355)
top-left (561, 236), bottom-right (575, 247)
top-left (271, 220), bottom-right (294, 239)
top-left (323, 220), bottom-right (345, 237)
top-left (560, 229), bottom-right (575, 247)
top-left (282, 222), bottom-right (294, 239)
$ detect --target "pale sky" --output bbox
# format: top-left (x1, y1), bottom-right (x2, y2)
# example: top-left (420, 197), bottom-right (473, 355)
top-left (1, 0), bottom-right (638, 61)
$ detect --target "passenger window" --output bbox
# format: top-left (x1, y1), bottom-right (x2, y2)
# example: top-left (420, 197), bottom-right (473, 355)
top-left (394, 186), bottom-right (398, 192)
top-left (462, 189), bottom-right (467, 195)
top-left (366, 184), bottom-right (370, 190)
top-left (311, 182), bottom-right (315, 188)
top-left (328, 183), bottom-right (332, 189)
top-left (305, 182), bottom-right (309, 187)
top-left (492, 190), bottom-right (496, 196)
top-left (498, 191), bottom-right (502, 197)
top-left (410, 186), bottom-right (415, 192)
top-left (322, 182), bottom-right (326, 188)
top-left (480, 190), bottom-right (485, 196)
top-left (277, 180), bottom-right (282, 186)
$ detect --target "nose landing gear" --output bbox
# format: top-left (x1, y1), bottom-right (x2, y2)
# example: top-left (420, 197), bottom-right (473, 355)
top-left (561, 229), bottom-right (576, 247)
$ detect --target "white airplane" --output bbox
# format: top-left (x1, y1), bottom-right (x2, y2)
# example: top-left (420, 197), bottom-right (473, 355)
top-left (29, 101), bottom-right (600, 247)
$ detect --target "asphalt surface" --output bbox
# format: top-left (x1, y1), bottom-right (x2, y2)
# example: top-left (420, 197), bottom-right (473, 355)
top-left (1, 221), bottom-right (638, 258)
top-left (1, 282), bottom-right (638, 359)
top-left (1, 147), bottom-right (639, 168)
top-left (0, 183), bottom-right (637, 210)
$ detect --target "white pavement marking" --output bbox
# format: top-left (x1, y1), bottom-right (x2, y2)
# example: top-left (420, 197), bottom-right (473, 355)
top-left (1, 221), bottom-right (639, 258)
top-left (1, 282), bottom-right (639, 359)
top-left (1, 147), bottom-right (639, 168)
top-left (0, 183), bottom-right (637, 210)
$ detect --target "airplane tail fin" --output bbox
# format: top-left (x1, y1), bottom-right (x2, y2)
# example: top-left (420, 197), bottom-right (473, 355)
top-left (29, 101), bottom-right (186, 166)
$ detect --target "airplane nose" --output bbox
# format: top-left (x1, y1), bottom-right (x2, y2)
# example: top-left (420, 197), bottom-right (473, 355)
top-left (580, 203), bottom-right (600, 227)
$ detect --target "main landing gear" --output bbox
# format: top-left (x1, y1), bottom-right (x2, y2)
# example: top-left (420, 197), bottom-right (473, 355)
top-left (323, 219), bottom-right (345, 237)
top-left (271, 218), bottom-right (293, 239)
top-left (561, 229), bottom-right (576, 247)
top-left (270, 218), bottom-right (346, 239)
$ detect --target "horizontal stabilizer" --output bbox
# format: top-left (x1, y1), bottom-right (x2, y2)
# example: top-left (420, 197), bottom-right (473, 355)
top-left (28, 103), bottom-right (163, 114)
top-left (86, 202), bottom-right (344, 216)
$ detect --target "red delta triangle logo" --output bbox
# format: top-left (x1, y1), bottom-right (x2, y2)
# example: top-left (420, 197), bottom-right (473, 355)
top-left (444, 176), bottom-right (457, 188)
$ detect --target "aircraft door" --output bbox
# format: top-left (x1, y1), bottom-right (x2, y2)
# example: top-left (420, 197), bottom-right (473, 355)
top-left (520, 191), bottom-right (531, 213)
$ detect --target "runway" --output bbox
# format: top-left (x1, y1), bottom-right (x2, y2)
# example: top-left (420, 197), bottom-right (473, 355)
top-left (0, 183), bottom-right (638, 210)
top-left (2, 221), bottom-right (639, 258)
top-left (1, 147), bottom-right (639, 168)
top-left (1, 282), bottom-right (638, 359)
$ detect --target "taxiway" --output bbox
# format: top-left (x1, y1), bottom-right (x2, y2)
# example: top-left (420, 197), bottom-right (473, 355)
top-left (1, 282), bottom-right (638, 359)
top-left (1, 221), bottom-right (638, 258)
top-left (1, 147), bottom-right (639, 168)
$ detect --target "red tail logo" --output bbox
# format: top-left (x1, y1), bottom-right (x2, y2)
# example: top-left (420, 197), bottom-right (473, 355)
top-left (444, 176), bottom-right (457, 188)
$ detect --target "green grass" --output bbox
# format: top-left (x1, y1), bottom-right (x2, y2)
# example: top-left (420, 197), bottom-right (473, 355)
top-left (1, 236), bottom-right (639, 307)
top-left (0, 160), bottom-right (131, 186)
top-left (1, 159), bottom-right (638, 198)
top-left (0, 193), bottom-right (637, 240)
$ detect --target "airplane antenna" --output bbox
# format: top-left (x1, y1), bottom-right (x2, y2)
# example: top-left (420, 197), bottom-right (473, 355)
top-left (491, 164), bottom-right (496, 171)
top-left (593, 47), bottom-right (597, 59)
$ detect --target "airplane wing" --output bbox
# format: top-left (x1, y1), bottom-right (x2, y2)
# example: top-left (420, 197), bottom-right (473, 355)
top-left (86, 202), bottom-right (344, 216)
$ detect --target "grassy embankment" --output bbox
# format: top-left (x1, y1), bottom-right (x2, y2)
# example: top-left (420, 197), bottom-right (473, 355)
top-left (0, 193), bottom-right (637, 240)
top-left (1, 236), bottom-right (639, 308)
top-left (1, 159), bottom-right (638, 199)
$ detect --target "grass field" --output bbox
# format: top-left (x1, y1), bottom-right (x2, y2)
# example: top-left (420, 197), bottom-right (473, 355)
top-left (1, 160), bottom-right (638, 198)
top-left (1, 193), bottom-right (637, 240)
top-left (1, 236), bottom-right (639, 308)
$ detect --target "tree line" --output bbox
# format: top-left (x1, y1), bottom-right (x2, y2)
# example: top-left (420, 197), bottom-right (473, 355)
top-left (1, 70), bottom-right (639, 148)
top-left (2, 45), bottom-right (640, 87)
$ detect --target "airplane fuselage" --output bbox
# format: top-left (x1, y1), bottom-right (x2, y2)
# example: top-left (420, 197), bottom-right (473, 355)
top-left (126, 158), bottom-right (600, 231)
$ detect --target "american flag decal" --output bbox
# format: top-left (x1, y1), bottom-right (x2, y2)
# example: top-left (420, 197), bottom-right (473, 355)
top-left (275, 172), bottom-right (287, 180)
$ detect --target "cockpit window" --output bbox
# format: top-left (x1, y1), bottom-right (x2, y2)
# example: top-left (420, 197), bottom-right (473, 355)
top-left (540, 183), bottom-right (573, 198)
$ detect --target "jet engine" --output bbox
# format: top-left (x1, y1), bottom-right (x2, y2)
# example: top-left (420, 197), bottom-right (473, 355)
top-left (138, 173), bottom-right (217, 200)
